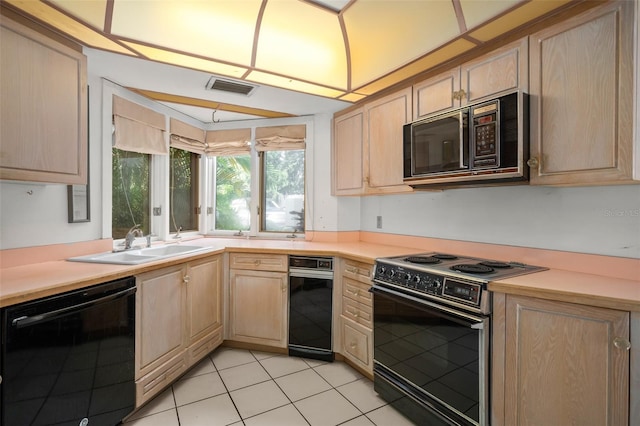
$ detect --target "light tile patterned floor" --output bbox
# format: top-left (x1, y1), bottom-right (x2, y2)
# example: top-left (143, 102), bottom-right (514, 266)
top-left (124, 347), bottom-right (416, 426)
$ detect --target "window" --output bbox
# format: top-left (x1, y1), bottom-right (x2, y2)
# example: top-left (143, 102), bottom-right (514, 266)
top-left (261, 149), bottom-right (305, 232)
top-left (209, 122), bottom-right (307, 236)
top-left (213, 154), bottom-right (251, 231)
top-left (112, 148), bottom-right (150, 239)
top-left (170, 147), bottom-right (199, 233)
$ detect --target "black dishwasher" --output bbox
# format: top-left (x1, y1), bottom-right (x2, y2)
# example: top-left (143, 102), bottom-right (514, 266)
top-left (288, 256), bottom-right (334, 362)
top-left (1, 276), bottom-right (136, 426)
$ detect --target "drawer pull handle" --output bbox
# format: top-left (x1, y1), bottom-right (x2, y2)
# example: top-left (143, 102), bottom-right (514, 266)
top-left (349, 342), bottom-right (356, 349)
top-left (346, 307), bottom-right (358, 317)
top-left (183, 275), bottom-right (190, 284)
top-left (613, 337), bottom-right (631, 351)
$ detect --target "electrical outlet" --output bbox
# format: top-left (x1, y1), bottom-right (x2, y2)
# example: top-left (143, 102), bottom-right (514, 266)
top-left (376, 215), bottom-right (382, 229)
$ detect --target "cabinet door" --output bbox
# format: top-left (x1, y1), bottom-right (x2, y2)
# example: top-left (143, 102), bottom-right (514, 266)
top-left (0, 17), bottom-right (87, 184)
top-left (333, 108), bottom-right (365, 195)
top-left (504, 295), bottom-right (629, 426)
top-left (461, 37), bottom-right (528, 105)
top-left (529, 1), bottom-right (635, 185)
top-left (229, 269), bottom-right (288, 347)
top-left (365, 87), bottom-right (413, 192)
top-left (413, 68), bottom-right (461, 119)
top-left (135, 265), bottom-right (187, 378)
top-left (186, 256), bottom-right (222, 344)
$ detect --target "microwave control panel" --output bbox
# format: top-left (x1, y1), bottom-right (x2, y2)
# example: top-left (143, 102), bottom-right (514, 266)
top-left (471, 101), bottom-right (499, 168)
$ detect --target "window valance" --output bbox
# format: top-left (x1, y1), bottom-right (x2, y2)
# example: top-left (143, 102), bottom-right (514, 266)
top-left (204, 128), bottom-right (251, 156)
top-left (169, 118), bottom-right (206, 154)
top-left (254, 124), bottom-right (306, 151)
top-left (113, 96), bottom-right (167, 155)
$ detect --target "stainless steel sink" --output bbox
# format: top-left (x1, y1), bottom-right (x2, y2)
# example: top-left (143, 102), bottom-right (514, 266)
top-left (68, 245), bottom-right (209, 265)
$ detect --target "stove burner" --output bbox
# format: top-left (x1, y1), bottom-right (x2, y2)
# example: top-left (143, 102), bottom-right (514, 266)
top-left (432, 253), bottom-right (458, 260)
top-left (404, 256), bottom-right (441, 264)
top-left (479, 261), bottom-right (512, 269)
top-left (450, 264), bottom-right (494, 274)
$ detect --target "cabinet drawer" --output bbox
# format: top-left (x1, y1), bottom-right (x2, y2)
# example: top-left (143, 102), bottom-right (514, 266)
top-left (341, 316), bottom-right (372, 371)
top-left (229, 253), bottom-right (288, 272)
top-left (187, 325), bottom-right (223, 366)
top-left (342, 260), bottom-right (373, 284)
top-left (342, 296), bottom-right (372, 328)
top-left (342, 277), bottom-right (372, 306)
top-left (136, 353), bottom-right (187, 407)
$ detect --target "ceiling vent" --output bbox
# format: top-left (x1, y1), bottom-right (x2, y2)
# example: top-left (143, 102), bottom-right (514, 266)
top-left (205, 77), bottom-right (257, 96)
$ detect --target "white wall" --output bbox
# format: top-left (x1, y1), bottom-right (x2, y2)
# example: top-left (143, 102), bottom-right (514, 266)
top-left (360, 184), bottom-right (640, 258)
top-left (1, 63), bottom-right (638, 258)
top-left (0, 72), bottom-right (105, 249)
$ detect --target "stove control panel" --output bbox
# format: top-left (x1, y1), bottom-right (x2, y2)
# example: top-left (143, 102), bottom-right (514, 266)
top-left (374, 262), bottom-right (483, 307)
top-left (375, 263), bottom-right (444, 295)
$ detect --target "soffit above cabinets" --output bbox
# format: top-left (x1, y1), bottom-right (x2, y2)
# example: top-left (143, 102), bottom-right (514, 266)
top-left (3, 0), bottom-right (578, 122)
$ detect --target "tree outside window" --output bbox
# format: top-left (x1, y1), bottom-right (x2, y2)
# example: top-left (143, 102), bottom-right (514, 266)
top-left (214, 155), bottom-right (251, 231)
top-left (112, 148), bottom-right (150, 239)
top-left (261, 149), bottom-right (305, 233)
top-left (170, 147), bottom-right (199, 233)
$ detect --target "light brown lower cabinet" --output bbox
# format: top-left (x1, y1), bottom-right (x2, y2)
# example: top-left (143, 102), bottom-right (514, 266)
top-left (135, 256), bottom-right (223, 406)
top-left (492, 293), bottom-right (631, 426)
top-left (228, 253), bottom-right (288, 348)
top-left (339, 259), bottom-right (374, 375)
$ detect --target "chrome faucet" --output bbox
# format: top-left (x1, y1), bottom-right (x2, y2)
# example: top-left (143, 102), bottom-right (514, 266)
top-left (124, 225), bottom-right (144, 249)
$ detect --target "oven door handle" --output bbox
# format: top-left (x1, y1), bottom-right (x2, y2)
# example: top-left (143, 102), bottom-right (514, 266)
top-left (370, 284), bottom-right (486, 328)
top-left (289, 268), bottom-right (333, 280)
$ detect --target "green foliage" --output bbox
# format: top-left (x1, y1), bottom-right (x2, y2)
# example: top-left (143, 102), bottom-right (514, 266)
top-left (112, 148), bottom-right (150, 239)
top-left (215, 155), bottom-right (251, 230)
top-left (170, 148), bottom-right (198, 232)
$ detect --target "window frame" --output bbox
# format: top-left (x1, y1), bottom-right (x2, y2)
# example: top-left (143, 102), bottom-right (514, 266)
top-left (102, 84), bottom-right (311, 244)
top-left (205, 118), bottom-right (311, 239)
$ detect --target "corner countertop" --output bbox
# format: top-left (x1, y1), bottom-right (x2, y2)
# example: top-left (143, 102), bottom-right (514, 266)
top-left (0, 238), bottom-right (417, 308)
top-left (1, 237), bottom-right (639, 311)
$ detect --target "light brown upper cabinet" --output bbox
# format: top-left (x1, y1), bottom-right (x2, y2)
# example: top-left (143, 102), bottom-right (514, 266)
top-left (333, 108), bottom-right (365, 195)
top-left (414, 37), bottom-right (528, 119)
top-left (528, 0), bottom-right (637, 186)
top-left (333, 88), bottom-right (413, 196)
top-left (0, 16), bottom-right (88, 184)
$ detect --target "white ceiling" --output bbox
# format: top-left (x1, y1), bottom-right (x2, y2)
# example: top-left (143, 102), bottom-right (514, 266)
top-left (86, 47), bottom-right (351, 123)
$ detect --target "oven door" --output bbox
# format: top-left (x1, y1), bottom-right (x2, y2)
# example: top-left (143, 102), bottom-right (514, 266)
top-left (371, 284), bottom-right (489, 426)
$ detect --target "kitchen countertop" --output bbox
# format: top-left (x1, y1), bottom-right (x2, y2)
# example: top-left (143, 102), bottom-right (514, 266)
top-left (0, 238), bottom-right (417, 308)
top-left (1, 237), bottom-right (639, 310)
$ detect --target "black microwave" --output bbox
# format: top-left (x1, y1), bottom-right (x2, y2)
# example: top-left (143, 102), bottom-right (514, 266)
top-left (403, 91), bottom-right (529, 188)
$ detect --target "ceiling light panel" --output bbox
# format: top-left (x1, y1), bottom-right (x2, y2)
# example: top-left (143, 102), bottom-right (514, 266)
top-left (122, 41), bottom-right (248, 78)
top-left (344, 0), bottom-right (460, 89)
top-left (246, 71), bottom-right (345, 98)
top-left (468, 0), bottom-right (573, 42)
top-left (256, 1), bottom-right (347, 90)
top-left (459, 0), bottom-right (521, 31)
top-left (49, 0), bottom-right (107, 30)
top-left (5, 0), bottom-right (133, 54)
top-left (110, 0), bottom-right (261, 66)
